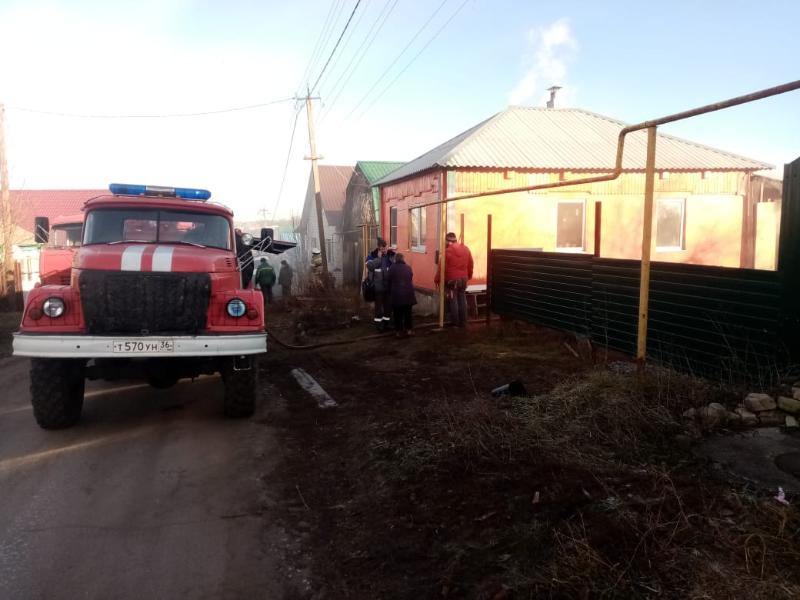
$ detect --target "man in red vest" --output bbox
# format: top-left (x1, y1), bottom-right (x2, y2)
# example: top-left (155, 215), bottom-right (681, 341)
top-left (434, 232), bottom-right (474, 328)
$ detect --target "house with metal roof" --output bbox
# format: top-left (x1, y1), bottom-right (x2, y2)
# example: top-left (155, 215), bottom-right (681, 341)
top-left (4, 189), bottom-right (105, 292)
top-left (297, 164), bottom-right (355, 286)
top-left (375, 106), bottom-right (780, 297)
top-left (340, 160), bottom-right (405, 285)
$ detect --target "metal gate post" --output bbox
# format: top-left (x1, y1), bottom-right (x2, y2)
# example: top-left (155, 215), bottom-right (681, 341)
top-left (637, 126), bottom-right (658, 363)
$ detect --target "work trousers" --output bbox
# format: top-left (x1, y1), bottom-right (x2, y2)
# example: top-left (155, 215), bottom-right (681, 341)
top-left (261, 285), bottom-right (273, 305)
top-left (393, 305), bottom-right (413, 332)
top-left (446, 278), bottom-right (468, 327)
top-left (374, 290), bottom-right (392, 327)
top-left (281, 284), bottom-right (291, 298)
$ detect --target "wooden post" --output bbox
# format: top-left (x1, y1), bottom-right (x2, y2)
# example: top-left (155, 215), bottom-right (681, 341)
top-left (304, 91), bottom-right (329, 279)
top-left (459, 212), bottom-right (464, 243)
top-left (486, 213), bottom-right (492, 327)
top-left (637, 126), bottom-right (658, 363)
top-left (438, 171), bottom-right (447, 328)
top-left (593, 201), bottom-right (602, 257)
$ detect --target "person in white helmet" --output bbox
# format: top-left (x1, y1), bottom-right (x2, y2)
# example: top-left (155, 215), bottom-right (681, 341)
top-left (310, 248), bottom-right (324, 292)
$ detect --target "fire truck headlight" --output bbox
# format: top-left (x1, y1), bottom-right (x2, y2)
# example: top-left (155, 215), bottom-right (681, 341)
top-left (226, 298), bottom-right (247, 318)
top-left (42, 297), bottom-right (65, 318)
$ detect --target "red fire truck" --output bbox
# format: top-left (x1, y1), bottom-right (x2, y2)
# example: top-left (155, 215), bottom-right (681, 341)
top-left (14, 183), bottom-right (294, 429)
top-left (36, 213), bottom-right (85, 285)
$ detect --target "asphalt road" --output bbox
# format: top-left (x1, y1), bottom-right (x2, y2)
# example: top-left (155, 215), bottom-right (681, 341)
top-left (0, 357), bottom-right (289, 600)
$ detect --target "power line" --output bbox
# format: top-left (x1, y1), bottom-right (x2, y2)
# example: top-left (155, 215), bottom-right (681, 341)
top-left (342, 0), bottom-right (450, 122)
top-left (310, 0), bottom-right (364, 94)
top-left (296, 0), bottom-right (344, 93)
top-left (318, 0), bottom-right (399, 122)
top-left (272, 105), bottom-right (303, 220)
top-left (7, 98), bottom-right (296, 119)
top-left (314, 0), bottom-right (372, 95)
top-left (354, 0), bottom-right (470, 121)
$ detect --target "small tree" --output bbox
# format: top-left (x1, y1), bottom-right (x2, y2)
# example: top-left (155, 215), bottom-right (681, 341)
top-left (0, 103), bottom-right (13, 296)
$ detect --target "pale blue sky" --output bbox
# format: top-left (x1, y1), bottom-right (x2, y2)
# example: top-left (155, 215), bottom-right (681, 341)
top-left (1, 0), bottom-right (797, 220)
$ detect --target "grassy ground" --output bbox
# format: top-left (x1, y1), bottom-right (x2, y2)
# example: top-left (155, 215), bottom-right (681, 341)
top-left (0, 312), bottom-right (21, 358)
top-left (263, 297), bottom-right (800, 599)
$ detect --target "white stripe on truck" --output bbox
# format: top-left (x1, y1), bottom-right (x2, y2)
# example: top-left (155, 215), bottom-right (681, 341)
top-left (151, 246), bottom-right (174, 272)
top-left (120, 246), bottom-right (146, 271)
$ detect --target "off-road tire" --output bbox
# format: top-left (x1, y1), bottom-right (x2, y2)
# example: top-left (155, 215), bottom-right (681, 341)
top-left (221, 357), bottom-right (257, 418)
top-left (30, 358), bottom-right (86, 429)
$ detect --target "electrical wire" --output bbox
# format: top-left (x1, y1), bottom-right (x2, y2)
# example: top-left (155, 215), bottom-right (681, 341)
top-left (6, 98), bottom-right (295, 119)
top-left (318, 0), bottom-right (399, 122)
top-left (342, 0), bottom-right (450, 122)
top-left (313, 0), bottom-right (372, 95)
top-left (309, 0), bottom-right (364, 94)
top-left (271, 105), bottom-right (304, 220)
top-left (296, 0), bottom-right (344, 93)
top-left (353, 0), bottom-right (470, 121)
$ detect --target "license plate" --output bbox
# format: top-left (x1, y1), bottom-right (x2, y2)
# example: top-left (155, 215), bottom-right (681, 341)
top-left (112, 339), bottom-right (175, 354)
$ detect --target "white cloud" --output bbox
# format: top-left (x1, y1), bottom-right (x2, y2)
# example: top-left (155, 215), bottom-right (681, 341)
top-left (508, 18), bottom-right (578, 107)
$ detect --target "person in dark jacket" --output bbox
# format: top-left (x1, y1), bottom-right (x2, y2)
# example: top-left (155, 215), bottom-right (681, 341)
top-left (365, 239), bottom-right (394, 331)
top-left (386, 253), bottom-right (416, 338)
top-left (434, 232), bottom-right (474, 328)
top-left (278, 259), bottom-right (293, 298)
top-left (235, 228), bottom-right (254, 288)
top-left (254, 258), bottom-right (276, 305)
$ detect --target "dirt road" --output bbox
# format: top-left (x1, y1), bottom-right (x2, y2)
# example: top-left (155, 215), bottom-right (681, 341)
top-left (0, 357), bottom-right (291, 600)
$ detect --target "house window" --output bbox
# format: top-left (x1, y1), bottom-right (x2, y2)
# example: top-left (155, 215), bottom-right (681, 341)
top-left (556, 200), bottom-right (585, 251)
top-left (389, 207), bottom-right (397, 246)
top-left (409, 206), bottom-right (427, 251)
top-left (656, 198), bottom-right (685, 251)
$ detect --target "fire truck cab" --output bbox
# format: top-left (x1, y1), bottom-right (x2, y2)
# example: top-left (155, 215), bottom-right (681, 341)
top-left (36, 213), bottom-right (85, 286)
top-left (13, 184), bottom-right (292, 429)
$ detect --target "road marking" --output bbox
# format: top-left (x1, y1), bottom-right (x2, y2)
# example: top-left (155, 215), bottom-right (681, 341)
top-left (84, 383), bottom-right (149, 398)
top-left (0, 426), bottom-right (157, 474)
top-left (120, 245), bottom-right (146, 271)
top-left (0, 405), bottom-right (31, 416)
top-left (151, 246), bottom-right (174, 272)
top-left (84, 374), bottom-right (220, 398)
top-left (290, 368), bottom-right (337, 408)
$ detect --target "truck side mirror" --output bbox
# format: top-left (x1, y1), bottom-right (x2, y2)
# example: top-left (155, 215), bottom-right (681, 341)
top-left (35, 217), bottom-right (49, 244)
top-left (260, 228), bottom-right (274, 250)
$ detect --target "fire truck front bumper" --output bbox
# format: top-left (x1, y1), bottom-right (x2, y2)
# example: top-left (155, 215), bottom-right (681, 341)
top-left (12, 333), bottom-right (267, 359)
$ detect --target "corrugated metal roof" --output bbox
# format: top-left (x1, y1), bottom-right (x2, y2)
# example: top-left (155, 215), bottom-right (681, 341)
top-left (11, 189), bottom-right (106, 233)
top-left (300, 165), bottom-right (355, 228)
top-left (376, 107), bottom-right (771, 185)
top-left (356, 161), bottom-right (406, 185)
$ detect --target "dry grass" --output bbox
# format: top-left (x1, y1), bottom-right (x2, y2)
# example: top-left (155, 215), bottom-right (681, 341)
top-left (385, 367), bottom-right (800, 599)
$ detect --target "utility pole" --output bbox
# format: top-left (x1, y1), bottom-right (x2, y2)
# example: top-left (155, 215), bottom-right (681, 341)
top-left (303, 91), bottom-right (329, 279)
top-left (0, 103), bottom-right (12, 296)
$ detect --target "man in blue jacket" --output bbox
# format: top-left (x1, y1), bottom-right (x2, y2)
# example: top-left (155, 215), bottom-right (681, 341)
top-left (365, 239), bottom-right (394, 331)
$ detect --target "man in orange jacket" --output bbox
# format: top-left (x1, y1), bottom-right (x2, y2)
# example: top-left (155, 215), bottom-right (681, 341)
top-left (434, 232), bottom-right (474, 328)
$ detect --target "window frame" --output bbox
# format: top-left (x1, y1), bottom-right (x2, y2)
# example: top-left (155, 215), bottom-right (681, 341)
top-left (389, 207), bottom-right (398, 246)
top-left (409, 205), bottom-right (427, 252)
top-left (655, 197), bottom-right (686, 252)
top-left (555, 199), bottom-right (586, 252)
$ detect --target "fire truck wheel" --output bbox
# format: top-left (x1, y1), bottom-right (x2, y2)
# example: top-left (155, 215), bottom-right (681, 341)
top-left (30, 358), bottom-right (86, 429)
top-left (221, 358), bottom-right (257, 418)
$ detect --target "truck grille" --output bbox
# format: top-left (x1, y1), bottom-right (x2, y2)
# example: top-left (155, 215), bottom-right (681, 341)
top-left (79, 270), bottom-right (211, 334)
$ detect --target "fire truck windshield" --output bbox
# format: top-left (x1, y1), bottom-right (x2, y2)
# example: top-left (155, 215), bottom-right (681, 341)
top-left (83, 208), bottom-right (231, 250)
top-left (49, 223), bottom-right (83, 248)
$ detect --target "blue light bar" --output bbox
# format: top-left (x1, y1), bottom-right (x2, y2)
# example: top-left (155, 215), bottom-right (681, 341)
top-left (108, 183), bottom-right (211, 201)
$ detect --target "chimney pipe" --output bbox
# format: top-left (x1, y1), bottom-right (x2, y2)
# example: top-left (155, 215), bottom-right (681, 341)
top-left (546, 85), bottom-right (562, 109)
